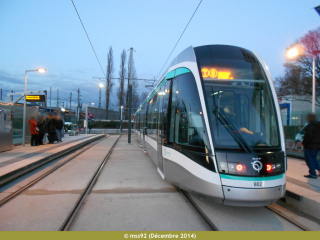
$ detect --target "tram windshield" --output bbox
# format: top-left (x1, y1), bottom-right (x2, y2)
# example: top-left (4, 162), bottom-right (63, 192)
top-left (201, 58), bottom-right (280, 150)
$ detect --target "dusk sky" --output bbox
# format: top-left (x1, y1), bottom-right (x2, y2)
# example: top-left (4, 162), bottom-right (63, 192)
top-left (0, 0), bottom-right (319, 110)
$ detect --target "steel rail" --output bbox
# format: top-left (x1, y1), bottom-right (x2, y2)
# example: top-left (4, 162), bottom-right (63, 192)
top-left (59, 135), bottom-right (121, 231)
top-left (265, 205), bottom-right (309, 231)
top-left (180, 189), bottom-right (219, 231)
top-left (0, 136), bottom-right (107, 208)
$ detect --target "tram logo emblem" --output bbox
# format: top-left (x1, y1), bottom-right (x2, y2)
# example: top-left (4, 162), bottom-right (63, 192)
top-left (251, 159), bottom-right (263, 173)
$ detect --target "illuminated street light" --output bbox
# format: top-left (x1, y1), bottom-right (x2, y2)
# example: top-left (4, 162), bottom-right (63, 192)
top-left (23, 68), bottom-right (46, 146)
top-left (99, 83), bottom-right (104, 88)
top-left (61, 107), bottom-right (66, 112)
top-left (37, 68), bottom-right (46, 73)
top-left (287, 48), bottom-right (299, 58)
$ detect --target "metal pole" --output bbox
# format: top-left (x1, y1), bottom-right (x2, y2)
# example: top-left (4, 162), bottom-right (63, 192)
top-left (85, 105), bottom-right (88, 134)
top-left (312, 56), bottom-right (316, 113)
top-left (70, 92), bottom-right (72, 111)
top-left (50, 87), bottom-right (52, 109)
top-left (57, 89), bottom-right (59, 109)
top-left (0, 89), bottom-right (2, 100)
top-left (99, 87), bottom-right (101, 108)
top-left (77, 88), bottom-right (80, 128)
top-left (128, 47), bottom-right (133, 143)
top-left (23, 71), bottom-right (27, 146)
top-left (121, 106), bottom-right (123, 133)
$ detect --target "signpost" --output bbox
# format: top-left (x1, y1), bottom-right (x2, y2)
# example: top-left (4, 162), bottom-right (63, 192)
top-left (88, 113), bottom-right (94, 119)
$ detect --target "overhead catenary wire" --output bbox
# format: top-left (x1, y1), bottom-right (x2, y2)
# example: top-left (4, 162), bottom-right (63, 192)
top-left (156, 0), bottom-right (203, 80)
top-left (71, 0), bottom-right (105, 76)
top-left (133, 49), bottom-right (156, 82)
top-left (71, 0), bottom-right (120, 108)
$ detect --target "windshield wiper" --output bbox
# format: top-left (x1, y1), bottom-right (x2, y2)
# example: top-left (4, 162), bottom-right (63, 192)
top-left (213, 106), bottom-right (253, 153)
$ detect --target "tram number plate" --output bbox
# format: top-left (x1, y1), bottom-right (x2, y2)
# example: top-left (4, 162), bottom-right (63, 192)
top-left (254, 182), bottom-right (262, 187)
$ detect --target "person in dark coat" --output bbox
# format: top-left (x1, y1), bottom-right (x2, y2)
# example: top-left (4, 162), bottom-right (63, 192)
top-left (47, 113), bottom-right (56, 144)
top-left (29, 116), bottom-right (38, 146)
top-left (37, 115), bottom-right (46, 145)
top-left (55, 115), bottom-right (64, 142)
top-left (88, 122), bottom-right (92, 134)
top-left (302, 113), bottom-right (320, 179)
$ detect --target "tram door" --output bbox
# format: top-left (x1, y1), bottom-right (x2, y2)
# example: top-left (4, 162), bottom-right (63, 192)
top-left (157, 85), bottom-right (164, 173)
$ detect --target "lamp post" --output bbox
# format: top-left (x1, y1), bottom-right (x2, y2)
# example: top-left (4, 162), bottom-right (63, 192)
top-left (120, 106), bottom-right (123, 133)
top-left (287, 48), bottom-right (317, 113)
top-left (23, 68), bottom-right (46, 146)
top-left (98, 83), bottom-right (103, 108)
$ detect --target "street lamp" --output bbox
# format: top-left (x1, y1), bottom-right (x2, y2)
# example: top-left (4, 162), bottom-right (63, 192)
top-left (120, 106), bottom-right (123, 133)
top-left (98, 83), bottom-right (103, 108)
top-left (287, 47), bottom-right (317, 113)
top-left (23, 68), bottom-right (46, 146)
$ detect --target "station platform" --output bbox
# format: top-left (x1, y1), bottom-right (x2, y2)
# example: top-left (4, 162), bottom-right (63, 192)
top-left (0, 134), bottom-right (104, 186)
top-left (286, 157), bottom-right (320, 220)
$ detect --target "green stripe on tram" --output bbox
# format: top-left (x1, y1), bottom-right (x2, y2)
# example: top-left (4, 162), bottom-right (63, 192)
top-left (174, 67), bottom-right (190, 76)
top-left (220, 174), bottom-right (283, 181)
top-left (165, 67), bottom-right (190, 80)
top-left (165, 71), bottom-right (175, 79)
top-left (137, 67), bottom-right (191, 112)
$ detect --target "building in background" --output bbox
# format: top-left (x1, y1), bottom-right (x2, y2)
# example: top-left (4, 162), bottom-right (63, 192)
top-left (279, 95), bottom-right (320, 126)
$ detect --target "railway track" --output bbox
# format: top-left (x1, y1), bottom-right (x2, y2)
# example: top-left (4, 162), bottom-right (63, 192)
top-left (178, 189), bottom-right (219, 231)
top-left (59, 135), bottom-right (121, 231)
top-left (265, 205), bottom-right (309, 231)
top-left (0, 136), bottom-right (107, 208)
top-left (179, 188), bottom-right (310, 231)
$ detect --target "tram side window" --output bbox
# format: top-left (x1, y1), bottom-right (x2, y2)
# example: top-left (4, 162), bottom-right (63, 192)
top-left (147, 93), bottom-right (158, 139)
top-left (162, 81), bottom-right (170, 142)
top-left (169, 73), bottom-right (210, 153)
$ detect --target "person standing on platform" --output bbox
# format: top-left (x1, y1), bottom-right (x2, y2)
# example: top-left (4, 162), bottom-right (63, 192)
top-left (302, 113), bottom-right (320, 179)
top-left (55, 115), bottom-right (64, 142)
top-left (47, 113), bottom-right (56, 144)
top-left (88, 122), bottom-right (92, 134)
top-left (37, 115), bottom-right (46, 145)
top-left (29, 116), bottom-right (39, 146)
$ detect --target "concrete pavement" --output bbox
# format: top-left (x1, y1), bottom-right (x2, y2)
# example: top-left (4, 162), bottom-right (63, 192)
top-left (285, 157), bottom-right (320, 220)
top-left (69, 136), bottom-right (210, 231)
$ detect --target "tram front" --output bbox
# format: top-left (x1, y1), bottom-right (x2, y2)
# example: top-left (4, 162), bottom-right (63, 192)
top-left (195, 45), bottom-right (286, 206)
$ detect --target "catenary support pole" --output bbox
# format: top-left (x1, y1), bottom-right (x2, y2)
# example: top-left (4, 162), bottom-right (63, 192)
top-left (128, 47), bottom-right (133, 143)
top-left (22, 71), bottom-right (27, 146)
top-left (50, 87), bottom-right (52, 108)
top-left (70, 92), bottom-right (72, 111)
top-left (85, 105), bottom-right (88, 134)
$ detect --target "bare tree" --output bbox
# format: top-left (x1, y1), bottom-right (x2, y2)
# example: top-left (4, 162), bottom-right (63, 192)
top-left (276, 27), bottom-right (320, 102)
top-left (125, 57), bottom-right (139, 118)
top-left (105, 46), bottom-right (114, 119)
top-left (118, 49), bottom-right (127, 118)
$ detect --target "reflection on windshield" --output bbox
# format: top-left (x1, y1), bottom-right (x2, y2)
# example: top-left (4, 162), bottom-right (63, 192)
top-left (205, 80), bottom-right (280, 149)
